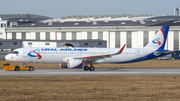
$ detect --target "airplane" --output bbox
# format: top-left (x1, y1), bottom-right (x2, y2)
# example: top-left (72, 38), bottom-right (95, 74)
top-left (5, 26), bottom-right (171, 71)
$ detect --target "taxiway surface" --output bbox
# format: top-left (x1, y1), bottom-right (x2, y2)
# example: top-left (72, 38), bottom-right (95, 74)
top-left (1, 69), bottom-right (180, 76)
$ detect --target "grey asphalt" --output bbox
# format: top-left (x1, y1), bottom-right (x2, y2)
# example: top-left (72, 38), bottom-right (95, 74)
top-left (1, 69), bottom-right (180, 76)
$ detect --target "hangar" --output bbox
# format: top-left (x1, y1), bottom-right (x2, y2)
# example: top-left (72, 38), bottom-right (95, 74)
top-left (0, 14), bottom-right (52, 39)
top-left (4, 14), bottom-right (180, 52)
top-left (0, 39), bottom-right (106, 51)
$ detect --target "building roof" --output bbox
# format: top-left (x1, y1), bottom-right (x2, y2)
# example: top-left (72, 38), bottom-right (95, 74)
top-left (0, 14), bottom-right (53, 22)
top-left (0, 39), bottom-right (106, 42)
top-left (14, 15), bottom-right (180, 27)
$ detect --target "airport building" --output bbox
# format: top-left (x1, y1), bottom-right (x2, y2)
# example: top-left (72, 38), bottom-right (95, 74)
top-left (0, 39), bottom-right (106, 51)
top-left (3, 14), bottom-right (180, 52)
top-left (1, 13), bottom-right (180, 59)
top-left (0, 14), bottom-right (52, 39)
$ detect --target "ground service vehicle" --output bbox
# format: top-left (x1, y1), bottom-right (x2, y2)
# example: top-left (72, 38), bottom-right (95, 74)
top-left (2, 63), bottom-right (34, 71)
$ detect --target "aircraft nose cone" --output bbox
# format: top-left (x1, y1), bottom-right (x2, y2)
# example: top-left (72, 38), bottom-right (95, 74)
top-left (5, 54), bottom-right (10, 60)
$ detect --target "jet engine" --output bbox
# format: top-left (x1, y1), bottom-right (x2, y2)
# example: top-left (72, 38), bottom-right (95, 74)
top-left (67, 59), bottom-right (83, 68)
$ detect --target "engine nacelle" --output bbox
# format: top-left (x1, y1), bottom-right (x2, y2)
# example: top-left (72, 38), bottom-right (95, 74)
top-left (60, 63), bottom-right (68, 68)
top-left (67, 59), bottom-right (83, 69)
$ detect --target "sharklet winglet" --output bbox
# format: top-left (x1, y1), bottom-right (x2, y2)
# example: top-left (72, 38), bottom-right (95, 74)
top-left (116, 44), bottom-right (126, 54)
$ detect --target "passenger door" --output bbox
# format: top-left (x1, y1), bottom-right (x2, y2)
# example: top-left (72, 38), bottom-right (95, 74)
top-left (142, 49), bottom-right (147, 58)
top-left (23, 49), bottom-right (29, 58)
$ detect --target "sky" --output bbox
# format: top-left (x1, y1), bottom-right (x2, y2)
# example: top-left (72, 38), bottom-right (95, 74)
top-left (1, 0), bottom-right (180, 18)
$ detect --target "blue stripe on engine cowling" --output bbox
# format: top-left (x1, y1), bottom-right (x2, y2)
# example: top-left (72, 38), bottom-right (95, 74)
top-left (72, 63), bottom-right (83, 69)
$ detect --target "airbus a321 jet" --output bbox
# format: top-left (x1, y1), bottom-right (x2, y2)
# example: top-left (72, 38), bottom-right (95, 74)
top-left (5, 26), bottom-right (171, 71)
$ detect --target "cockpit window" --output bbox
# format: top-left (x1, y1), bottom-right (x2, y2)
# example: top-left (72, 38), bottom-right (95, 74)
top-left (11, 51), bottom-right (19, 54)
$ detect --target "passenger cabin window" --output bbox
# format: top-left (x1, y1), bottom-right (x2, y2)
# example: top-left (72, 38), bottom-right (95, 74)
top-left (98, 43), bottom-right (102, 45)
top-left (0, 43), bottom-right (2, 45)
top-left (11, 51), bottom-right (19, 54)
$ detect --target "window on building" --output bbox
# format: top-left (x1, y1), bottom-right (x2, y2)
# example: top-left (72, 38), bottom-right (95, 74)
top-left (4, 24), bottom-right (6, 27)
top-left (98, 32), bottom-right (103, 40)
top-left (28, 42), bottom-right (32, 45)
top-left (174, 31), bottom-right (179, 50)
top-left (84, 43), bottom-right (88, 45)
top-left (1, 24), bottom-right (3, 27)
top-left (61, 32), bottom-right (66, 40)
top-left (36, 32), bottom-right (40, 40)
top-left (72, 32), bottom-right (76, 40)
top-left (87, 32), bottom-right (92, 39)
top-left (144, 31), bottom-right (149, 47)
top-left (0, 43), bottom-right (2, 45)
top-left (46, 32), bottom-right (50, 40)
top-left (12, 22), bottom-right (17, 26)
top-left (115, 31), bottom-right (120, 48)
top-left (13, 42), bottom-right (17, 45)
top-left (127, 31), bottom-right (132, 48)
top-left (28, 42), bottom-right (32, 47)
top-left (45, 43), bottom-right (50, 45)
top-left (98, 43), bottom-right (102, 45)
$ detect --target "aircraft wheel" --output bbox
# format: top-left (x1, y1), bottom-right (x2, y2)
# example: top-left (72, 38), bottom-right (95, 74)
top-left (90, 66), bottom-right (95, 71)
top-left (15, 66), bottom-right (20, 71)
top-left (84, 66), bottom-right (89, 71)
top-left (29, 67), bottom-right (34, 71)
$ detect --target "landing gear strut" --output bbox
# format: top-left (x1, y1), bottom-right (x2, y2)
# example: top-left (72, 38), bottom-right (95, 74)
top-left (23, 63), bottom-right (27, 67)
top-left (83, 61), bottom-right (95, 71)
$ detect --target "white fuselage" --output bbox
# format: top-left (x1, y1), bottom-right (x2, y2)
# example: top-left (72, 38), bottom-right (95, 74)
top-left (4, 26), bottom-right (170, 69)
top-left (5, 47), bottom-right (154, 64)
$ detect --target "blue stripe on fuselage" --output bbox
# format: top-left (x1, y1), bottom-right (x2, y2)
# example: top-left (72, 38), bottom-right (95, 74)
top-left (116, 53), bottom-right (170, 63)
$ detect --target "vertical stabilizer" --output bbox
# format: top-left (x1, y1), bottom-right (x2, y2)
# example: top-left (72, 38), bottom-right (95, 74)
top-left (145, 26), bottom-right (169, 50)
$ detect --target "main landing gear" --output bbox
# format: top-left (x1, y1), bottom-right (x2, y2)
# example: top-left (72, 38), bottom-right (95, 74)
top-left (84, 65), bottom-right (95, 71)
top-left (83, 61), bottom-right (95, 71)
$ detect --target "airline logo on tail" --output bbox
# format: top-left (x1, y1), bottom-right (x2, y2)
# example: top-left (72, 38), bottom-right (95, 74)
top-left (28, 49), bottom-right (42, 59)
top-left (152, 37), bottom-right (161, 45)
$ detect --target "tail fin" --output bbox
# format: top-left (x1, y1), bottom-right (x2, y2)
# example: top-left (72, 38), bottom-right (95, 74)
top-left (145, 26), bottom-right (169, 50)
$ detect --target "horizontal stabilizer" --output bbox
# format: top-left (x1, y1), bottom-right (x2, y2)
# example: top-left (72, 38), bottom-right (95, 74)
top-left (155, 51), bottom-right (174, 54)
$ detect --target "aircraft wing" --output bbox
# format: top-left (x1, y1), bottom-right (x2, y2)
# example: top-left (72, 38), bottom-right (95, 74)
top-left (75, 44), bottom-right (126, 60)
